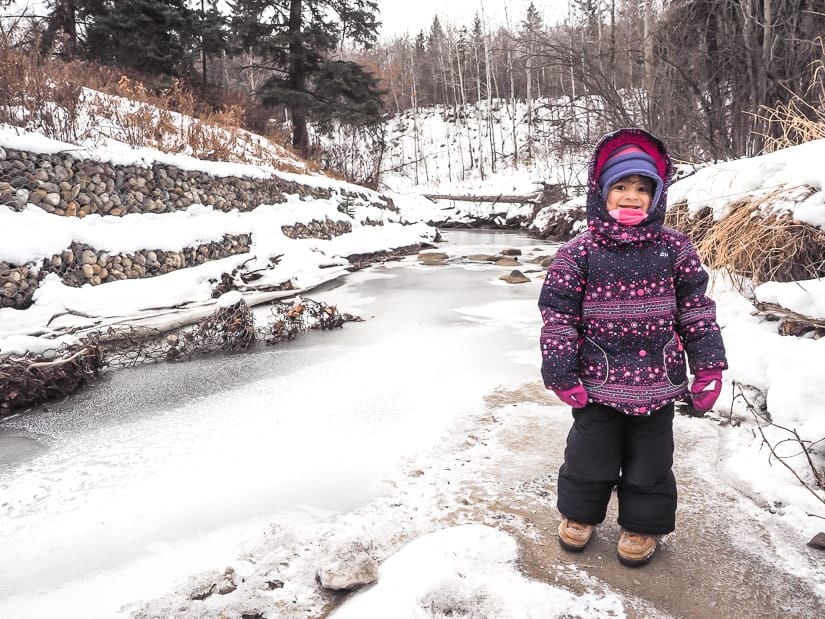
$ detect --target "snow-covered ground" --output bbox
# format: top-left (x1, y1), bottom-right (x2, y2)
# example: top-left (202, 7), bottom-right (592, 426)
top-left (1, 104), bottom-right (825, 616)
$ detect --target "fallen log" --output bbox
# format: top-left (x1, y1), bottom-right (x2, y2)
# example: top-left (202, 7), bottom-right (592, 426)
top-left (423, 193), bottom-right (538, 204)
top-left (753, 301), bottom-right (825, 337)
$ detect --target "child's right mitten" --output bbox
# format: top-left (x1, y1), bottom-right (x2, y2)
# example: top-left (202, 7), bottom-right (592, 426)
top-left (690, 369), bottom-right (723, 412)
top-left (553, 383), bottom-right (589, 409)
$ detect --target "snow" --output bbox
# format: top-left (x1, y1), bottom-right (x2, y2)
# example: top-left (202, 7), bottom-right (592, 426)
top-left (755, 277), bottom-right (825, 320)
top-left (668, 139), bottom-right (825, 228)
top-left (1, 94), bottom-right (825, 617)
top-left (216, 290), bottom-right (243, 308)
top-left (329, 524), bottom-right (625, 619)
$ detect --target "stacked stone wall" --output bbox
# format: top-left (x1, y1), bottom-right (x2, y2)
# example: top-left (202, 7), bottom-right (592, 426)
top-left (0, 146), bottom-right (390, 216)
top-left (0, 146), bottom-right (388, 309)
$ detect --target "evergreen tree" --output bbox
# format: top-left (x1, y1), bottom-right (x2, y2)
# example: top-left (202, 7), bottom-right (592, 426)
top-left (194, 0), bottom-right (229, 86)
top-left (83, 1), bottom-right (200, 76)
top-left (470, 13), bottom-right (485, 102)
top-left (228, 0), bottom-right (382, 157)
top-left (39, 0), bottom-right (78, 58)
top-left (426, 16), bottom-right (445, 105)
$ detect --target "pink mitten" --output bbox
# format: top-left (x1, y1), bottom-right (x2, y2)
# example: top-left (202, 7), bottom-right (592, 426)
top-left (690, 369), bottom-right (723, 412)
top-left (554, 384), bottom-right (589, 409)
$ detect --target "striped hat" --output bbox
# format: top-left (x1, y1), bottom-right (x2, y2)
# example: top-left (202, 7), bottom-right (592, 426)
top-left (598, 143), bottom-right (663, 207)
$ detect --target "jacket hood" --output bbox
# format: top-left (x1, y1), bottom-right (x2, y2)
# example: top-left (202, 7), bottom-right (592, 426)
top-left (586, 128), bottom-right (674, 244)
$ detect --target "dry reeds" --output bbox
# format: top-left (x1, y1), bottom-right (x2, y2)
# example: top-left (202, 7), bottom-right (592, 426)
top-left (667, 186), bottom-right (825, 285)
top-left (753, 37), bottom-right (825, 153)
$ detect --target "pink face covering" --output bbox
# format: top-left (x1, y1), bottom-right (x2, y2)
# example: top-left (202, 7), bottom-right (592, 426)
top-left (608, 208), bottom-right (648, 226)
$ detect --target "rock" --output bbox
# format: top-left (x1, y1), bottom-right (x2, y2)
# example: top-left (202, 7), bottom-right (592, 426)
top-left (316, 533), bottom-right (379, 591)
top-left (216, 567), bottom-right (237, 595)
top-left (467, 254), bottom-right (497, 262)
top-left (500, 248), bottom-right (522, 256)
top-left (500, 270), bottom-right (531, 284)
top-left (808, 532), bottom-right (825, 550)
top-left (418, 252), bottom-right (448, 266)
top-left (80, 249), bottom-right (98, 265)
top-left (189, 583), bottom-right (216, 601)
top-left (494, 257), bottom-right (520, 267)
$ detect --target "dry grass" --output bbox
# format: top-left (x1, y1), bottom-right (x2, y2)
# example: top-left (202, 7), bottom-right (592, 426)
top-left (0, 32), bottom-right (301, 169)
top-left (753, 37), bottom-right (825, 153)
top-left (667, 187), bottom-right (825, 285)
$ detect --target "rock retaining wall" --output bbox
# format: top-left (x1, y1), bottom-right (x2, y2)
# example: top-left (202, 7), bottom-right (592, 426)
top-left (281, 219), bottom-right (352, 240)
top-left (0, 146), bottom-right (387, 216)
top-left (0, 235), bottom-right (253, 308)
top-left (0, 144), bottom-right (388, 310)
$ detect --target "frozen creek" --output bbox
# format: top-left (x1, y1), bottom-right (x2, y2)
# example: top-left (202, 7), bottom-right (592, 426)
top-left (1, 230), bottom-right (823, 618)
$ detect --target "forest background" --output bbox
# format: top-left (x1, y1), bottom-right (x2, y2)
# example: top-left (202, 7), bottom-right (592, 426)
top-left (2, 0), bottom-right (824, 192)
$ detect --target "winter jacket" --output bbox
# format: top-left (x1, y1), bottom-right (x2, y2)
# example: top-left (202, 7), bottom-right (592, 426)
top-left (539, 128), bottom-right (727, 415)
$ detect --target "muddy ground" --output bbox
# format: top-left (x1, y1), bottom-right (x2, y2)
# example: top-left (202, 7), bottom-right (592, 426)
top-left (360, 381), bottom-right (825, 619)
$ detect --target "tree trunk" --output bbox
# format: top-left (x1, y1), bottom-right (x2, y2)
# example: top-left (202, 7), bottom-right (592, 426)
top-left (643, 0), bottom-right (655, 125)
top-left (39, 0), bottom-right (77, 58)
top-left (289, 0), bottom-right (309, 158)
top-left (201, 0), bottom-right (208, 87)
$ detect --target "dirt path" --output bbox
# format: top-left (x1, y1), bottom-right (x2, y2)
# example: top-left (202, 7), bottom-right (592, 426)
top-left (438, 382), bottom-right (825, 619)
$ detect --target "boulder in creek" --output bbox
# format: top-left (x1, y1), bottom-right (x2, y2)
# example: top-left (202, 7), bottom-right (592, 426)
top-left (500, 270), bottom-right (531, 284)
top-left (418, 252), bottom-right (449, 266)
top-left (494, 257), bottom-right (520, 267)
top-left (467, 254), bottom-right (497, 262)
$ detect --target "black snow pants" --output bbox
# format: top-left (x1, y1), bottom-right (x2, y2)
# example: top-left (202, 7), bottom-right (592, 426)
top-left (557, 401), bottom-right (677, 535)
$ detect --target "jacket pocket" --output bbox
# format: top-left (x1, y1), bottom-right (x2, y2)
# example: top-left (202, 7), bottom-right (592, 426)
top-left (663, 334), bottom-right (687, 387)
top-left (579, 336), bottom-right (609, 387)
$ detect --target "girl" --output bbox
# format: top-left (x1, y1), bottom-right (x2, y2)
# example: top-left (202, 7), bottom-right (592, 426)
top-left (538, 128), bottom-right (727, 567)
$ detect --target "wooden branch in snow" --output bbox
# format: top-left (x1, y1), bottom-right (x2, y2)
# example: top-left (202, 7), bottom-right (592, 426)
top-left (754, 301), bottom-right (825, 337)
top-left (423, 193), bottom-right (539, 204)
top-left (25, 347), bottom-right (93, 371)
top-left (736, 383), bottom-right (825, 506)
top-left (754, 301), bottom-right (825, 327)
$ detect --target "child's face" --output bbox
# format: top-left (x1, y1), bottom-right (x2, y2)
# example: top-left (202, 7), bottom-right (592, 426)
top-left (605, 175), bottom-right (653, 213)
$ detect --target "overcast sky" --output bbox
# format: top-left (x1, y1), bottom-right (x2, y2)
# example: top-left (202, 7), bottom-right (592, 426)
top-left (4, 1), bottom-right (568, 42)
top-left (374, 0), bottom-right (569, 39)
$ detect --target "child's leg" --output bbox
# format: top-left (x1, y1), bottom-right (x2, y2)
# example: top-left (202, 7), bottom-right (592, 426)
top-left (557, 402), bottom-right (623, 525)
top-left (617, 403), bottom-right (677, 535)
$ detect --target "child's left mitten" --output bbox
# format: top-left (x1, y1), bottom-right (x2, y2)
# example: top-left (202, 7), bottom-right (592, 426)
top-left (690, 369), bottom-right (723, 412)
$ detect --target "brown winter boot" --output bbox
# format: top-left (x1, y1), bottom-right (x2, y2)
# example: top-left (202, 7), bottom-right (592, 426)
top-left (558, 518), bottom-right (594, 552)
top-left (617, 530), bottom-right (658, 567)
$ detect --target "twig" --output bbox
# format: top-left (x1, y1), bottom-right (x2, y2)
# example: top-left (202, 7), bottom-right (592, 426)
top-left (737, 383), bottom-right (825, 506)
top-left (24, 347), bottom-right (92, 371)
top-left (46, 307), bottom-right (99, 327)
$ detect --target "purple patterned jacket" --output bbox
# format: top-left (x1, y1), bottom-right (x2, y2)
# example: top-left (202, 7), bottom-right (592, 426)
top-left (539, 128), bottom-right (727, 415)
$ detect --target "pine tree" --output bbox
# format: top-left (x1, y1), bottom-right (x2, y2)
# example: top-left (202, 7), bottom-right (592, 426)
top-left (82, 1), bottom-right (200, 76)
top-left (228, 0), bottom-right (382, 157)
top-left (39, 0), bottom-right (78, 58)
top-left (194, 0), bottom-right (229, 86)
